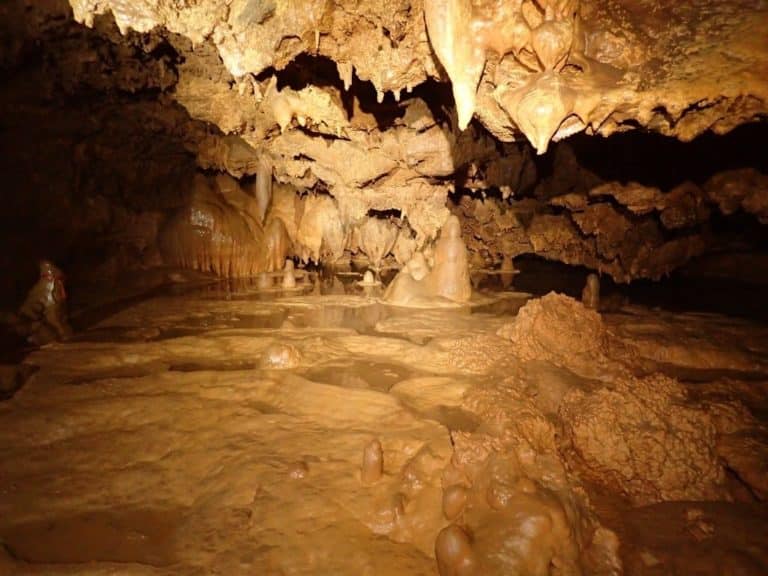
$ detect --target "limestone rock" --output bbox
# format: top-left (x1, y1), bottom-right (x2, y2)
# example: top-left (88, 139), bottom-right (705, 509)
top-left (159, 173), bottom-right (266, 277)
top-left (384, 215), bottom-right (472, 306)
top-left (705, 169), bottom-right (768, 225)
top-left (295, 195), bottom-right (345, 264)
top-left (560, 374), bottom-right (727, 505)
top-left (497, 292), bottom-right (607, 364)
top-left (358, 218), bottom-right (399, 270)
top-left (66, 0), bottom-right (768, 150)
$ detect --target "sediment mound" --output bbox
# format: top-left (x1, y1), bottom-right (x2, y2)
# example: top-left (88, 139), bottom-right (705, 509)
top-left (497, 292), bottom-right (608, 364)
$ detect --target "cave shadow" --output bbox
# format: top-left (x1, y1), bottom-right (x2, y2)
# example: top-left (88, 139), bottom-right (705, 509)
top-left (540, 123), bottom-right (768, 190)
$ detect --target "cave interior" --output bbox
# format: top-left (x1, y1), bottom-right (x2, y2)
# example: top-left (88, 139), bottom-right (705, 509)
top-left (1, 1), bottom-right (768, 575)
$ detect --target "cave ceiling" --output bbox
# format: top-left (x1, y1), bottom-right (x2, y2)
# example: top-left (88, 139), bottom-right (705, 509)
top-left (68, 0), bottom-right (768, 147)
top-left (57, 1), bottom-right (767, 240)
top-left (2, 0), bottom-right (767, 283)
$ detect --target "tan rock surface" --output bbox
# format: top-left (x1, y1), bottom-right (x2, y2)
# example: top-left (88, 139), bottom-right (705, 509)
top-left (1, 279), bottom-right (768, 574)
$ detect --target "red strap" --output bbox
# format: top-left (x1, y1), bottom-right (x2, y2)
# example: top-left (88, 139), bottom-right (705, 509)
top-left (41, 272), bottom-right (66, 300)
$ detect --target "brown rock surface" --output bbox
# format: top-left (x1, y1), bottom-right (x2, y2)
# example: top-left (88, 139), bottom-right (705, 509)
top-left (560, 372), bottom-right (726, 505)
top-left (159, 173), bottom-right (268, 276)
top-left (0, 279), bottom-right (766, 574)
top-left (496, 293), bottom-right (760, 506)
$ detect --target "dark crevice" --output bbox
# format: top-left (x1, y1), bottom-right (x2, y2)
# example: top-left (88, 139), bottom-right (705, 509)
top-left (367, 208), bottom-right (402, 219)
top-left (550, 123), bottom-right (768, 190)
top-left (724, 465), bottom-right (762, 502)
top-left (295, 124), bottom-right (349, 141)
top-left (275, 53), bottom-right (343, 91)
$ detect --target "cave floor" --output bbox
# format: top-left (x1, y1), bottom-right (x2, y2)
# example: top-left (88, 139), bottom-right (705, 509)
top-left (1, 273), bottom-right (767, 575)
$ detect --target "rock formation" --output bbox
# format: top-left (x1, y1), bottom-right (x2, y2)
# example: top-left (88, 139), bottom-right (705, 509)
top-left (426, 215), bottom-right (472, 302)
top-left (1, 0), bottom-right (766, 285)
top-left (0, 0), bottom-right (766, 563)
top-left (361, 438), bottom-right (384, 484)
top-left (159, 173), bottom-right (267, 277)
top-left (497, 293), bottom-right (739, 505)
top-left (434, 524), bottom-right (476, 576)
top-left (8, 260), bottom-right (71, 345)
top-left (281, 259), bottom-right (296, 289)
top-left (384, 215), bottom-right (472, 306)
top-left (581, 272), bottom-right (600, 309)
top-left (264, 217), bottom-right (292, 273)
top-left (67, 0), bottom-right (768, 152)
top-left (358, 217), bottom-right (399, 271)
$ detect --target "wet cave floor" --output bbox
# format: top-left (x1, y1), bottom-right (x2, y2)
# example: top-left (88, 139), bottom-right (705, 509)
top-left (1, 265), bottom-right (767, 575)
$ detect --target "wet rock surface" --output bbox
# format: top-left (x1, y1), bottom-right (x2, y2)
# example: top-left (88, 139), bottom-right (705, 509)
top-left (0, 277), bottom-right (766, 574)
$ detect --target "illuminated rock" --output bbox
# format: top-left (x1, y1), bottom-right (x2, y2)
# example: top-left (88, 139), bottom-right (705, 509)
top-left (435, 524), bottom-right (476, 576)
top-left (384, 215), bottom-right (471, 306)
top-left (361, 438), bottom-right (383, 484)
top-left (424, 0), bottom-right (484, 131)
top-left (359, 217), bottom-right (398, 271)
top-left (498, 72), bottom-right (577, 155)
top-left (159, 174), bottom-right (267, 277)
top-left (581, 273), bottom-right (600, 310)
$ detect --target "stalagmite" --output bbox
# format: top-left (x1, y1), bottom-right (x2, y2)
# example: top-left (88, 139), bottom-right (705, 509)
top-left (256, 157), bottom-right (272, 224)
top-left (442, 485), bottom-right (468, 521)
top-left (582, 272), bottom-right (600, 309)
top-left (361, 439), bottom-right (383, 484)
top-left (384, 215), bottom-right (471, 305)
top-left (435, 524), bottom-right (476, 576)
top-left (358, 269), bottom-right (378, 287)
top-left (282, 259), bottom-right (296, 289)
top-left (257, 272), bottom-right (272, 290)
top-left (427, 215), bottom-right (472, 302)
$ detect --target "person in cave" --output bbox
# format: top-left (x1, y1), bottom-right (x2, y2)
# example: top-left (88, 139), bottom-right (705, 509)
top-left (8, 260), bottom-right (72, 346)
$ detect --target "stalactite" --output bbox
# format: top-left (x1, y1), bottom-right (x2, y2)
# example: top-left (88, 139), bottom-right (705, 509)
top-left (359, 217), bottom-right (399, 270)
top-left (256, 157), bottom-right (273, 224)
top-left (423, 0), bottom-right (484, 131)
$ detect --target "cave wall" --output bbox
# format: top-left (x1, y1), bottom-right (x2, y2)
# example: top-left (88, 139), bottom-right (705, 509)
top-left (455, 127), bottom-right (768, 282)
top-left (0, 1), bottom-right (205, 302)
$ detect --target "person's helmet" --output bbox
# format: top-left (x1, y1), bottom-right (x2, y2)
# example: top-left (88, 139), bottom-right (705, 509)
top-left (39, 260), bottom-right (62, 278)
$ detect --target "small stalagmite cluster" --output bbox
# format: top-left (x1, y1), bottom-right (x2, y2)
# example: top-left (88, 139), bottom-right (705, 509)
top-left (384, 215), bottom-right (472, 306)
